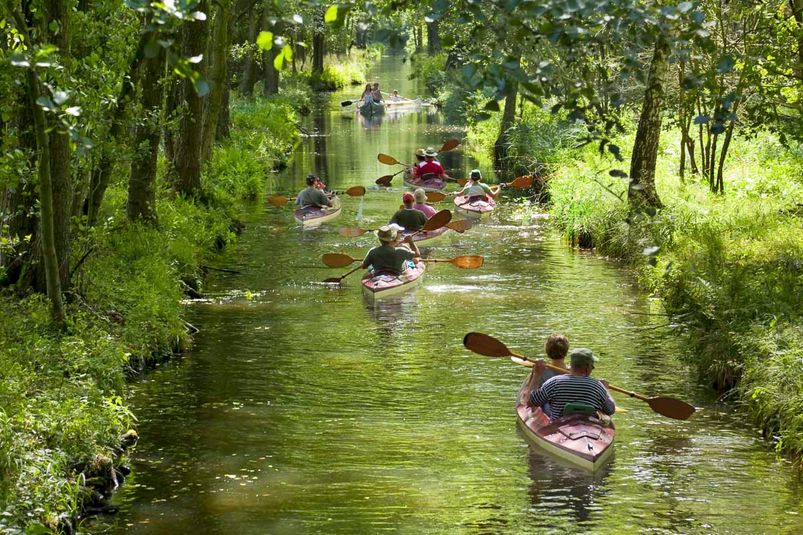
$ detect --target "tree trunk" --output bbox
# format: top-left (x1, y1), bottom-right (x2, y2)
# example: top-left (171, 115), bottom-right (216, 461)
top-left (493, 55), bottom-right (520, 180)
top-left (127, 48), bottom-right (164, 223)
top-left (201, 1), bottom-right (232, 162)
top-left (11, 7), bottom-right (66, 327)
top-left (217, 80), bottom-right (231, 140)
top-left (312, 11), bottom-right (325, 78)
top-left (44, 0), bottom-right (72, 290)
top-left (628, 39), bottom-right (669, 209)
top-left (262, 6), bottom-right (280, 95)
top-left (239, 11), bottom-right (258, 95)
top-left (86, 31), bottom-right (147, 225)
top-left (427, 21), bottom-right (441, 54)
top-left (792, 0), bottom-right (803, 83)
top-left (171, 0), bottom-right (209, 197)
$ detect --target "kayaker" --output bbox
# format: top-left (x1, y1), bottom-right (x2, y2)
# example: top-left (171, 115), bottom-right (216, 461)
top-left (390, 192), bottom-right (428, 231)
top-left (360, 225), bottom-right (421, 275)
top-left (360, 83), bottom-right (373, 105)
top-left (390, 90), bottom-right (411, 102)
top-left (417, 147), bottom-right (449, 181)
top-left (296, 174), bottom-right (332, 208)
top-left (528, 348), bottom-right (615, 420)
top-left (371, 82), bottom-right (383, 103)
top-left (518, 333), bottom-right (569, 405)
top-left (459, 169), bottom-right (499, 202)
top-left (409, 148), bottom-right (427, 183)
top-left (412, 188), bottom-right (437, 219)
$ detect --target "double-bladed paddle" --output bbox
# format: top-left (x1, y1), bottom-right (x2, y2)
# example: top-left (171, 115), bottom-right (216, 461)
top-left (453, 175), bottom-right (534, 191)
top-left (337, 208), bottom-right (452, 239)
top-left (267, 185), bottom-right (366, 207)
top-left (462, 332), bottom-right (696, 421)
top-left (425, 191), bottom-right (447, 202)
top-left (421, 255), bottom-right (483, 269)
top-left (375, 168), bottom-right (406, 187)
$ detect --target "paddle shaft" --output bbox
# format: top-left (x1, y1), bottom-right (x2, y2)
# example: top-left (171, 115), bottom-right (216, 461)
top-left (516, 354), bottom-right (649, 402)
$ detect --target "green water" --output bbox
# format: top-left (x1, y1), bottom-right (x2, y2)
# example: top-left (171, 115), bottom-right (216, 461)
top-left (93, 54), bottom-right (803, 534)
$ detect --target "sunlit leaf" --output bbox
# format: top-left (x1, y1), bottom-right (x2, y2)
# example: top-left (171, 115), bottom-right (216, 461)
top-left (256, 31), bottom-right (273, 51)
top-left (324, 5), bottom-right (338, 23)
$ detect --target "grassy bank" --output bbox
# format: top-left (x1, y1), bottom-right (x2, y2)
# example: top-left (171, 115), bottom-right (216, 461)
top-left (470, 106), bottom-right (803, 456)
top-left (0, 96), bottom-right (299, 533)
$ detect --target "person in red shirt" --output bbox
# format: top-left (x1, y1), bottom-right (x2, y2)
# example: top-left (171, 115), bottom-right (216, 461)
top-left (417, 147), bottom-right (452, 181)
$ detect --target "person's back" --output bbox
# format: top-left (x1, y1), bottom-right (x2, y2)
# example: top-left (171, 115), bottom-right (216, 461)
top-left (419, 160), bottom-right (444, 178)
top-left (297, 186), bottom-right (329, 208)
top-left (461, 181), bottom-right (491, 199)
top-left (361, 225), bottom-right (419, 276)
top-left (390, 207), bottom-right (427, 231)
top-left (530, 374), bottom-right (613, 419)
top-left (412, 188), bottom-right (436, 218)
top-left (528, 348), bottom-right (615, 420)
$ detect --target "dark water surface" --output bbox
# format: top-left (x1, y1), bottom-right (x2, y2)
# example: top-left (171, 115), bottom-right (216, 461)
top-left (93, 54), bottom-right (803, 534)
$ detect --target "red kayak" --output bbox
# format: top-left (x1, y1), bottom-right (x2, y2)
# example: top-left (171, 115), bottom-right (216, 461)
top-left (516, 402), bottom-right (615, 471)
top-left (455, 194), bottom-right (495, 217)
top-left (402, 226), bottom-right (448, 244)
top-left (361, 261), bottom-right (426, 299)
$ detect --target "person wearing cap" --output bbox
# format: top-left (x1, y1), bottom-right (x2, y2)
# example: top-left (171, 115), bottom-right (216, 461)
top-left (527, 348), bottom-right (615, 420)
top-left (390, 192), bottom-right (428, 231)
top-left (295, 174), bottom-right (332, 208)
top-left (360, 225), bottom-right (421, 275)
top-left (412, 188), bottom-right (437, 218)
top-left (459, 169), bottom-right (499, 202)
top-left (408, 148), bottom-right (428, 184)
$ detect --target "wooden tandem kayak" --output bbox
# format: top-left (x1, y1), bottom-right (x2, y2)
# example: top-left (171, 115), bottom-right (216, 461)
top-left (294, 195), bottom-right (341, 227)
top-left (403, 171), bottom-right (446, 192)
top-left (516, 402), bottom-right (615, 471)
top-left (455, 195), bottom-right (495, 217)
top-left (358, 100), bottom-right (385, 117)
top-left (361, 261), bottom-right (426, 299)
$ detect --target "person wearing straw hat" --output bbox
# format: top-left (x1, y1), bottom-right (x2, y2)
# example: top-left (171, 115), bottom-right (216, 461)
top-left (412, 188), bottom-right (437, 218)
top-left (295, 174), bottom-right (332, 208)
top-left (528, 348), bottom-right (615, 421)
top-left (360, 224), bottom-right (421, 276)
top-left (390, 192), bottom-right (428, 231)
top-left (408, 148), bottom-right (428, 184)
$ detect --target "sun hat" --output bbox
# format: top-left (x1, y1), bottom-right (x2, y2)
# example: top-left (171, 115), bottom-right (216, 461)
top-left (305, 174), bottom-right (318, 186)
top-left (469, 169), bottom-right (482, 180)
top-left (402, 192), bottom-right (415, 203)
top-left (376, 225), bottom-right (400, 242)
top-left (424, 147), bottom-right (438, 157)
top-left (570, 348), bottom-right (598, 368)
top-left (415, 148), bottom-right (426, 157)
top-left (414, 188), bottom-right (427, 203)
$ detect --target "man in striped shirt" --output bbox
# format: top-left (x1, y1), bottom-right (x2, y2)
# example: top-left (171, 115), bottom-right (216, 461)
top-left (528, 348), bottom-right (616, 420)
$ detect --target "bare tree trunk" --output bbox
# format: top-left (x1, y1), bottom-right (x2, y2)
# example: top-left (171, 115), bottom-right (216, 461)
top-left (171, 0), bottom-right (209, 196)
top-left (493, 53), bottom-right (520, 180)
top-left (217, 80), bottom-right (231, 140)
top-left (628, 39), bottom-right (669, 209)
top-left (262, 6), bottom-right (280, 95)
top-left (201, 0), bottom-right (232, 162)
top-left (239, 10), bottom-right (259, 95)
top-left (11, 7), bottom-right (66, 327)
top-left (86, 31), bottom-right (147, 225)
top-left (127, 48), bottom-right (163, 223)
top-left (426, 21), bottom-right (441, 54)
top-left (312, 12), bottom-right (325, 79)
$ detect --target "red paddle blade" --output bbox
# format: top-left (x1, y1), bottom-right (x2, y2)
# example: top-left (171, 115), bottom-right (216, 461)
top-left (423, 209), bottom-right (452, 231)
top-left (457, 179), bottom-right (468, 187)
top-left (647, 397), bottom-right (697, 421)
top-left (508, 175), bottom-right (534, 188)
top-left (267, 195), bottom-right (289, 207)
top-left (452, 255), bottom-right (483, 269)
top-left (338, 228), bottom-right (368, 238)
top-left (375, 175), bottom-right (393, 186)
top-left (463, 332), bottom-right (514, 358)
top-left (446, 219), bottom-right (472, 233)
top-left (323, 277), bottom-right (344, 284)
top-left (440, 138), bottom-right (460, 152)
top-left (426, 191), bottom-right (446, 202)
top-left (345, 186), bottom-right (366, 196)
top-left (322, 253), bottom-right (357, 268)
top-left (378, 153), bottom-right (400, 165)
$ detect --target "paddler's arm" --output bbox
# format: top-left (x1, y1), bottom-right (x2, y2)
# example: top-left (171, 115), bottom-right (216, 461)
top-left (520, 359), bottom-right (545, 404)
top-left (402, 235), bottom-right (421, 257)
top-left (598, 379), bottom-right (616, 416)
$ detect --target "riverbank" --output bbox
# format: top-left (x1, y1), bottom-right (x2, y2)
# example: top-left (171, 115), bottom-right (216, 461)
top-left (0, 94), bottom-right (300, 533)
top-left (468, 105), bottom-right (803, 458)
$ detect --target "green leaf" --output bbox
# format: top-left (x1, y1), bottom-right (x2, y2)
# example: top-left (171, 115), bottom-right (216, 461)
top-left (256, 31), bottom-right (274, 51)
top-left (325, 5), bottom-right (338, 23)
top-left (36, 96), bottom-right (55, 111)
top-left (717, 54), bottom-right (736, 74)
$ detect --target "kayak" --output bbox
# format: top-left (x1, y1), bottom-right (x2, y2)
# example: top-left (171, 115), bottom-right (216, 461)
top-left (294, 195), bottom-right (341, 227)
top-left (402, 226), bottom-right (448, 244)
top-left (403, 169), bottom-right (446, 192)
top-left (455, 194), bottom-right (495, 218)
top-left (358, 100), bottom-right (385, 117)
top-left (516, 402), bottom-right (615, 472)
top-left (361, 261), bottom-right (426, 299)
top-left (385, 99), bottom-right (423, 112)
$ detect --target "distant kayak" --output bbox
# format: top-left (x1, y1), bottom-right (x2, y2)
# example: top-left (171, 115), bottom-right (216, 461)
top-left (403, 169), bottom-right (446, 192)
top-left (358, 100), bottom-right (385, 117)
top-left (401, 226), bottom-right (448, 244)
top-left (294, 195), bottom-right (341, 227)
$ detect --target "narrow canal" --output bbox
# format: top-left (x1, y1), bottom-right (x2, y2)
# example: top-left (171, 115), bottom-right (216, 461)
top-left (94, 54), bottom-right (803, 534)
